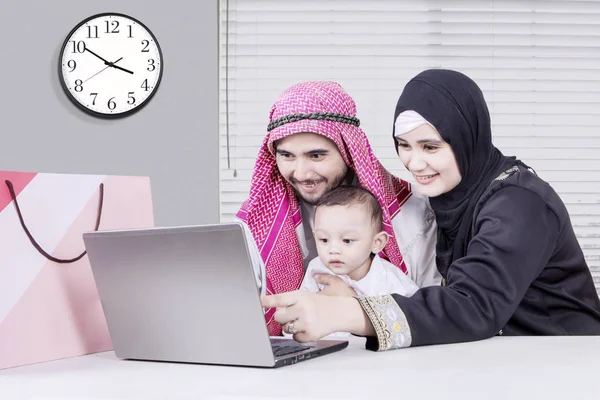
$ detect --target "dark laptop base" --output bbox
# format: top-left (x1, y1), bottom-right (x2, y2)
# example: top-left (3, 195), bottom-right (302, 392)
top-left (272, 338), bottom-right (349, 368)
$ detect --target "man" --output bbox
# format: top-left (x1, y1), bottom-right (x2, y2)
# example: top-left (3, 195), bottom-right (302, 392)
top-left (237, 81), bottom-right (439, 335)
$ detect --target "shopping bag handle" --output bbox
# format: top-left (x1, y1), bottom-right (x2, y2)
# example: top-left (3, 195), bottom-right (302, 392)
top-left (4, 179), bottom-right (104, 264)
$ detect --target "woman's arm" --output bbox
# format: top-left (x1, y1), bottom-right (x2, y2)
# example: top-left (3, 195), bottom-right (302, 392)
top-left (261, 292), bottom-right (374, 341)
top-left (333, 297), bottom-right (376, 337)
top-left (261, 186), bottom-right (559, 347)
top-left (361, 186), bottom-right (559, 351)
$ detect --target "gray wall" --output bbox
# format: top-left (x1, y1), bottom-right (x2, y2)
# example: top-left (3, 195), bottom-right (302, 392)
top-left (1, 1), bottom-right (219, 226)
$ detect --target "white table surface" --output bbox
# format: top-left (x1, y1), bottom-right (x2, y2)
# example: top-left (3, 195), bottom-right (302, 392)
top-left (1, 335), bottom-right (600, 400)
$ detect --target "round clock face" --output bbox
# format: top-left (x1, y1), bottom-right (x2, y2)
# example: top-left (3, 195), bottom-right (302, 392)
top-left (59, 13), bottom-right (163, 118)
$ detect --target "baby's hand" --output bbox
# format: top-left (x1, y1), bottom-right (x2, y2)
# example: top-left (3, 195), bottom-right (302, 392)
top-left (315, 274), bottom-right (357, 297)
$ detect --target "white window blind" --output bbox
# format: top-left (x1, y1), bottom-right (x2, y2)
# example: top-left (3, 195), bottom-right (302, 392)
top-left (218, 0), bottom-right (600, 292)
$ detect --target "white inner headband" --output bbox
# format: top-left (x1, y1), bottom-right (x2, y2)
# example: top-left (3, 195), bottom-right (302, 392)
top-left (394, 110), bottom-right (434, 137)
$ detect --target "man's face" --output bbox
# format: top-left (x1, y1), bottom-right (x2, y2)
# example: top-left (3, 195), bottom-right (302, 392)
top-left (274, 132), bottom-right (348, 204)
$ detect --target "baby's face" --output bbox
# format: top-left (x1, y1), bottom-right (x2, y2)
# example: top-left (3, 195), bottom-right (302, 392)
top-left (313, 204), bottom-right (377, 280)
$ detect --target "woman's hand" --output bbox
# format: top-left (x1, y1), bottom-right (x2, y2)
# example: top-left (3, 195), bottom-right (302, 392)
top-left (261, 291), bottom-right (375, 342)
top-left (314, 274), bottom-right (357, 297)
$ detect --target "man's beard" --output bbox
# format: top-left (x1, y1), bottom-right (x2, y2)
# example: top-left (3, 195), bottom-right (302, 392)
top-left (292, 169), bottom-right (352, 205)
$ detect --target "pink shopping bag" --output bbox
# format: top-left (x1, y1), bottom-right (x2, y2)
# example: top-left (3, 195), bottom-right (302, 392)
top-left (0, 171), bottom-right (154, 369)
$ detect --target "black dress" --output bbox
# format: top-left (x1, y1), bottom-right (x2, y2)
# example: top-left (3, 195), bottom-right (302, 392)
top-left (360, 167), bottom-right (600, 350)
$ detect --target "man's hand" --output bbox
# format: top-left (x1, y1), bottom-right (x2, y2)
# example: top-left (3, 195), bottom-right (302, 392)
top-left (315, 274), bottom-right (357, 297)
top-left (261, 291), bottom-right (337, 342)
top-left (261, 290), bottom-right (374, 342)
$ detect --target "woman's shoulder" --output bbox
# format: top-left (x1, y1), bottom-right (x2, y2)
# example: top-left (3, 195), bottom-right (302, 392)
top-left (476, 165), bottom-right (567, 221)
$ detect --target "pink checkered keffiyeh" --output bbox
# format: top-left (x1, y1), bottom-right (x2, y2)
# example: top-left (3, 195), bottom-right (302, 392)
top-left (237, 81), bottom-right (412, 336)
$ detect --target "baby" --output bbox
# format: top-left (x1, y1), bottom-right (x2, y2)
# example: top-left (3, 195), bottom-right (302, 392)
top-left (300, 185), bottom-right (419, 298)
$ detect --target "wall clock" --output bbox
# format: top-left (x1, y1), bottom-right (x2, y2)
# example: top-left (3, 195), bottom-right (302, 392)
top-left (58, 12), bottom-right (163, 118)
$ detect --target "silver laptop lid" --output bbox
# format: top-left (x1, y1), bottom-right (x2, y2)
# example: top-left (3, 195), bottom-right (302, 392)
top-left (83, 223), bottom-right (277, 367)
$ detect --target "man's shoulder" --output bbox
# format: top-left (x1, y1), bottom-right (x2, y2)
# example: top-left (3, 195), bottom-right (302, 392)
top-left (376, 256), bottom-right (402, 273)
top-left (391, 190), bottom-right (435, 228)
top-left (403, 189), bottom-right (432, 212)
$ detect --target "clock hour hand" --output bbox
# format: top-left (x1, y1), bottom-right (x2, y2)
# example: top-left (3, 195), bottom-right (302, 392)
top-left (84, 47), bottom-right (111, 65)
top-left (110, 63), bottom-right (134, 75)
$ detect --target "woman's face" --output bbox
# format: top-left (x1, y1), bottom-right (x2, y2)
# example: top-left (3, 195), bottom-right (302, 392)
top-left (396, 124), bottom-right (462, 197)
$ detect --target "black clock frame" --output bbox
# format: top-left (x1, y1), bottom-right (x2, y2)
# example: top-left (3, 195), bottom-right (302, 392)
top-left (58, 12), bottom-right (164, 119)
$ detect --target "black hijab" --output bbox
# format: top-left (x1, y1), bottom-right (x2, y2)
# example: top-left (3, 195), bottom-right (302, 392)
top-left (392, 69), bottom-right (523, 279)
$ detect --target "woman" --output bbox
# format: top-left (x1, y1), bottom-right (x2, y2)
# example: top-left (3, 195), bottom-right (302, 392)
top-left (261, 69), bottom-right (600, 350)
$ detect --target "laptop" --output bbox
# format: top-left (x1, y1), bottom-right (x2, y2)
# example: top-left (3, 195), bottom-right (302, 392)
top-left (82, 222), bottom-right (348, 368)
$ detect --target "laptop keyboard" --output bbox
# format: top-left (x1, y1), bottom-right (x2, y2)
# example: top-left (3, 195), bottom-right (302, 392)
top-left (271, 338), bottom-right (314, 357)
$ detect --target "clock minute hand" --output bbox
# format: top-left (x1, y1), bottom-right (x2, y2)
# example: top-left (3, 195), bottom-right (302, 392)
top-left (84, 47), bottom-right (111, 65)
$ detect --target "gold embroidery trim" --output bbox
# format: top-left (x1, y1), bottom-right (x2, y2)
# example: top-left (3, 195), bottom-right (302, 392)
top-left (357, 295), bottom-right (412, 351)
